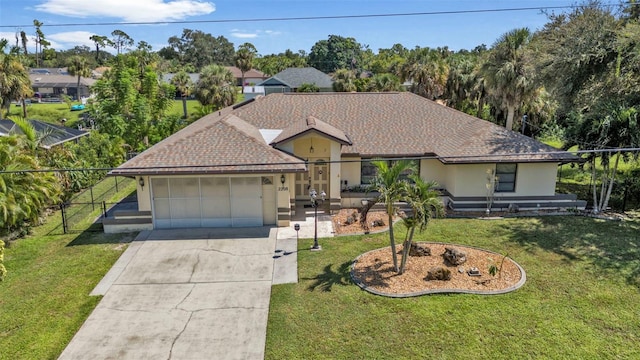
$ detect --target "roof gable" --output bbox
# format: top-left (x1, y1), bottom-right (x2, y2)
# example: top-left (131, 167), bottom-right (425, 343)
top-left (259, 67), bottom-right (333, 88)
top-left (271, 115), bottom-right (352, 146)
top-left (111, 113), bottom-right (306, 176)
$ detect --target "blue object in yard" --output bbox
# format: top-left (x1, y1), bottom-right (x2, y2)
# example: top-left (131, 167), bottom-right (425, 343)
top-left (71, 104), bottom-right (85, 111)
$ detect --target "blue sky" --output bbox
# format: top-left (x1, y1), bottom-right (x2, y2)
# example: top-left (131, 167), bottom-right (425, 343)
top-left (0, 0), bottom-right (581, 55)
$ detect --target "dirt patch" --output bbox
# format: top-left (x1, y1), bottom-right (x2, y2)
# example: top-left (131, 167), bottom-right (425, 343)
top-left (351, 243), bottom-right (524, 296)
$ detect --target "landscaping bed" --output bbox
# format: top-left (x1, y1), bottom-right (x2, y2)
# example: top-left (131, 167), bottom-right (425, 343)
top-left (351, 242), bottom-right (524, 297)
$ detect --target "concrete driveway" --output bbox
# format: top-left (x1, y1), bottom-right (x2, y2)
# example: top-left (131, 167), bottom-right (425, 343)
top-left (59, 227), bottom-right (277, 360)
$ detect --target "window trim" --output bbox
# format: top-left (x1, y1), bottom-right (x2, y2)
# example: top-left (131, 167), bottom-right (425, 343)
top-left (495, 163), bottom-right (517, 193)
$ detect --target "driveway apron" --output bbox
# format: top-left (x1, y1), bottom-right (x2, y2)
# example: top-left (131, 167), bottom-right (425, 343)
top-left (59, 227), bottom-right (277, 360)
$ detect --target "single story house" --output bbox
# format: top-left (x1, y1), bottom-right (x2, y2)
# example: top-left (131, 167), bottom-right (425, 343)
top-left (258, 67), bottom-right (334, 95)
top-left (0, 119), bottom-right (89, 149)
top-left (108, 92), bottom-right (584, 232)
top-left (29, 71), bottom-right (95, 100)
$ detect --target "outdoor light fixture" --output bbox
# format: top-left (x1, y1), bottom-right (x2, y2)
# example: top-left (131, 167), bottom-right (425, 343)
top-left (309, 138), bottom-right (314, 153)
top-left (294, 223), bottom-right (300, 242)
top-left (138, 177), bottom-right (145, 188)
top-left (280, 174), bottom-right (286, 185)
top-left (310, 188), bottom-right (326, 250)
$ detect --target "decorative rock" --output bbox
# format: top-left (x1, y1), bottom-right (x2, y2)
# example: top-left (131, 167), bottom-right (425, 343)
top-left (409, 242), bottom-right (431, 257)
top-left (443, 247), bottom-right (467, 266)
top-left (372, 219), bottom-right (385, 227)
top-left (425, 266), bottom-right (452, 281)
top-left (458, 267), bottom-right (465, 273)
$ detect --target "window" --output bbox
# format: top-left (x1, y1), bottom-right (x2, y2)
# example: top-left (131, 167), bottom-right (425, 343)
top-left (360, 159), bottom-right (420, 185)
top-left (495, 163), bottom-right (517, 192)
top-left (360, 160), bottom-right (377, 185)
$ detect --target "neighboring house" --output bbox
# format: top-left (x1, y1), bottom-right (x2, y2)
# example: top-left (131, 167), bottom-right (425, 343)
top-left (109, 92), bottom-right (584, 232)
top-left (225, 66), bottom-right (268, 86)
top-left (0, 119), bottom-right (89, 149)
top-left (258, 67), bottom-right (334, 94)
top-left (29, 69), bottom-right (95, 100)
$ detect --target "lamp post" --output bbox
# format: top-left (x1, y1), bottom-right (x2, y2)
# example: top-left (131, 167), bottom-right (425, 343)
top-left (310, 188), bottom-right (326, 250)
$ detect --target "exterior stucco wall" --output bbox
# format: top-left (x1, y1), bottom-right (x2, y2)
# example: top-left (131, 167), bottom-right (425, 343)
top-left (340, 157), bottom-right (361, 189)
top-left (329, 142), bottom-right (341, 199)
top-left (137, 176), bottom-right (151, 211)
top-left (420, 159), bottom-right (450, 190)
top-left (448, 162), bottom-right (558, 197)
top-left (514, 163), bottom-right (558, 196)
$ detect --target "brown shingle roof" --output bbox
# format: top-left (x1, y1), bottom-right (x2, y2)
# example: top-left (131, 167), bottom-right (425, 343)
top-left (110, 111), bottom-right (306, 176)
top-left (225, 66), bottom-right (267, 79)
top-left (111, 92), bottom-right (576, 176)
top-left (232, 92), bottom-right (575, 163)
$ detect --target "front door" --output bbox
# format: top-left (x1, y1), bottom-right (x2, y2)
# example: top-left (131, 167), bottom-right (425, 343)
top-left (309, 158), bottom-right (329, 196)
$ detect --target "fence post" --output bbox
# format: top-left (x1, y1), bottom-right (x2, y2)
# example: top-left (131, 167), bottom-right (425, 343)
top-left (103, 201), bottom-right (107, 218)
top-left (60, 203), bottom-right (67, 234)
top-left (90, 186), bottom-right (95, 211)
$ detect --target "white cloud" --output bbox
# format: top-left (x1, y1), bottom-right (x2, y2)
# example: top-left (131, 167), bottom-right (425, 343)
top-left (35, 0), bottom-right (215, 22)
top-left (48, 31), bottom-right (97, 48)
top-left (231, 32), bottom-right (258, 39)
top-left (230, 29), bottom-right (282, 39)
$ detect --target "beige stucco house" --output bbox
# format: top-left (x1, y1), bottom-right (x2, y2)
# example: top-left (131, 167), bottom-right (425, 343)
top-left (107, 92), bottom-right (583, 232)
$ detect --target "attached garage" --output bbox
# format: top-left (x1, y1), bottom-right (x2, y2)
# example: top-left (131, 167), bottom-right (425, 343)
top-left (151, 176), bottom-right (275, 229)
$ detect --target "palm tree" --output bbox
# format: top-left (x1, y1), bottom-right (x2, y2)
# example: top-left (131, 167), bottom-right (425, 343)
top-left (481, 28), bottom-right (536, 130)
top-left (67, 56), bottom-right (92, 100)
top-left (0, 135), bottom-right (60, 231)
top-left (368, 73), bottom-right (403, 92)
top-left (234, 43), bottom-right (257, 94)
top-left (398, 175), bottom-right (444, 274)
top-left (171, 71), bottom-right (193, 119)
top-left (400, 57), bottom-right (449, 100)
top-left (332, 69), bottom-right (357, 92)
top-left (194, 64), bottom-right (236, 112)
top-left (0, 51), bottom-right (32, 118)
top-left (370, 159), bottom-right (416, 272)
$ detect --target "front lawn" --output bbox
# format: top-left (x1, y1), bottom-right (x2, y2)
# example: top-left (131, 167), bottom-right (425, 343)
top-left (0, 180), bottom-right (137, 359)
top-left (266, 216), bottom-right (640, 359)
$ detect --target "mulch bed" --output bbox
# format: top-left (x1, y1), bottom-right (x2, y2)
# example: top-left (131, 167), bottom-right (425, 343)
top-left (351, 243), bottom-right (525, 297)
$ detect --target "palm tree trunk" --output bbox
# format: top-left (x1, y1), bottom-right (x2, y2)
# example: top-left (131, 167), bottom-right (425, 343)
top-left (77, 75), bottom-right (81, 100)
top-left (399, 227), bottom-right (415, 274)
top-left (388, 210), bottom-right (399, 272)
top-left (241, 73), bottom-right (245, 94)
top-left (182, 96), bottom-right (188, 119)
top-left (506, 105), bottom-right (515, 131)
top-left (21, 98), bottom-right (27, 118)
top-left (602, 152), bottom-right (620, 211)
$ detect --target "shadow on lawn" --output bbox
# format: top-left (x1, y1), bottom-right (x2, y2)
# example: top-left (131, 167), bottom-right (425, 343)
top-left (503, 216), bottom-right (640, 288)
top-left (303, 261), bottom-right (352, 292)
top-left (66, 229), bottom-right (136, 246)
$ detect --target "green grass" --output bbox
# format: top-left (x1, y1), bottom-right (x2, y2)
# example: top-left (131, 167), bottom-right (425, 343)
top-left (7, 102), bottom-right (84, 125)
top-left (266, 217), bottom-right (640, 359)
top-left (0, 179), bottom-right (138, 360)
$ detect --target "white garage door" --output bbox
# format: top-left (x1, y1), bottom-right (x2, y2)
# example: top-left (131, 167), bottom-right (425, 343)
top-left (151, 177), bottom-right (263, 229)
